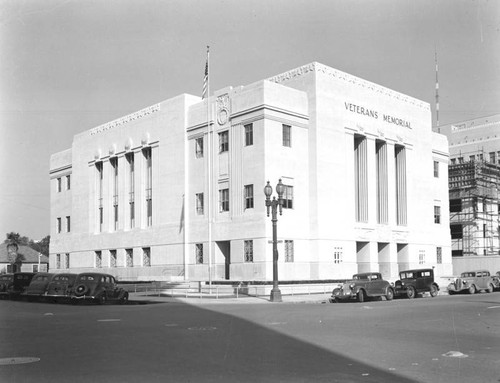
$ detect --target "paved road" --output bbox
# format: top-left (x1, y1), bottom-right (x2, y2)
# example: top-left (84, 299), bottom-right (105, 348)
top-left (0, 293), bottom-right (498, 383)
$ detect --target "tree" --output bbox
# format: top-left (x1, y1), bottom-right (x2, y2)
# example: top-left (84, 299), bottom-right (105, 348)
top-left (29, 235), bottom-right (50, 256)
top-left (4, 232), bottom-right (30, 246)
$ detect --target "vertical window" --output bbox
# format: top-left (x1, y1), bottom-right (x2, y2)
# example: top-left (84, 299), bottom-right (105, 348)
top-left (489, 152), bottom-right (496, 163)
top-left (244, 240), bottom-right (253, 262)
top-left (66, 175), bottom-right (71, 190)
top-left (96, 162), bottom-right (103, 232)
top-left (57, 217), bottom-right (62, 234)
top-left (110, 250), bottom-right (117, 268)
top-left (57, 177), bottom-right (62, 192)
top-left (219, 188), bottom-right (229, 212)
top-left (469, 155), bottom-right (475, 162)
top-left (244, 185), bottom-right (254, 209)
top-left (195, 244), bottom-right (203, 264)
top-left (219, 131), bottom-right (229, 153)
top-left (127, 153), bottom-right (135, 229)
top-left (395, 145), bottom-right (407, 226)
top-left (144, 148), bottom-right (152, 227)
top-left (354, 135), bottom-right (368, 222)
top-left (418, 250), bottom-right (425, 265)
top-left (66, 216), bottom-right (71, 232)
top-left (32, 264), bottom-right (39, 273)
top-left (196, 193), bottom-right (204, 215)
top-left (436, 247), bottom-right (442, 264)
top-left (244, 124), bottom-right (253, 146)
top-left (143, 247), bottom-right (151, 267)
top-left (334, 247), bottom-right (343, 264)
top-left (282, 185), bottom-right (293, 209)
top-left (285, 240), bottom-right (294, 262)
top-left (376, 140), bottom-right (388, 224)
top-left (282, 124), bottom-right (291, 147)
top-left (65, 253), bottom-right (70, 269)
top-left (497, 151), bottom-right (500, 164)
top-left (433, 161), bottom-right (439, 178)
top-left (111, 157), bottom-right (118, 231)
top-left (434, 206), bottom-right (441, 224)
top-left (56, 254), bottom-right (61, 269)
top-left (478, 153), bottom-right (483, 161)
top-left (195, 137), bottom-right (204, 158)
top-left (95, 251), bottom-right (102, 268)
top-left (126, 248), bottom-right (133, 267)
top-left (450, 158), bottom-right (456, 165)
top-left (458, 157), bottom-right (464, 163)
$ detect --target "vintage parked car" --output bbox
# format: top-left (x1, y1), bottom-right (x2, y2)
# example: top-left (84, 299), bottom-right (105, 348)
top-left (23, 272), bottom-right (55, 301)
top-left (329, 272), bottom-right (394, 303)
top-left (70, 273), bottom-right (129, 304)
top-left (7, 272), bottom-right (36, 299)
top-left (45, 273), bottom-right (78, 302)
top-left (448, 270), bottom-right (495, 294)
top-left (394, 268), bottom-right (439, 299)
top-left (492, 272), bottom-right (500, 291)
top-left (0, 274), bottom-right (14, 299)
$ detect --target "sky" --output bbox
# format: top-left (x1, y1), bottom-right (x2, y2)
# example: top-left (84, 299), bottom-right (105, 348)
top-left (0, 0), bottom-right (499, 241)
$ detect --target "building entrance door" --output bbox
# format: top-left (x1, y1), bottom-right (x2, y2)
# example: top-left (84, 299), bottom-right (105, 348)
top-left (217, 241), bottom-right (231, 280)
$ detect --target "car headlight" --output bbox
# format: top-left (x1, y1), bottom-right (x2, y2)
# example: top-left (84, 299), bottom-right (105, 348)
top-left (349, 283), bottom-right (355, 289)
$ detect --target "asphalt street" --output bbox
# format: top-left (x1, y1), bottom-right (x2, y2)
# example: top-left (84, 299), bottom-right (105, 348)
top-left (0, 293), bottom-right (499, 383)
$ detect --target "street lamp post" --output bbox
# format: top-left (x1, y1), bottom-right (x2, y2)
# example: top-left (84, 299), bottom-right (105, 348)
top-left (264, 179), bottom-right (285, 302)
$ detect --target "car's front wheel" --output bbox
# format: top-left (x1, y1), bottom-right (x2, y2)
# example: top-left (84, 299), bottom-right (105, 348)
top-left (407, 286), bottom-right (416, 299)
top-left (386, 288), bottom-right (394, 301)
top-left (487, 283), bottom-right (494, 293)
top-left (357, 290), bottom-right (366, 303)
top-left (468, 285), bottom-right (476, 294)
top-left (429, 284), bottom-right (438, 297)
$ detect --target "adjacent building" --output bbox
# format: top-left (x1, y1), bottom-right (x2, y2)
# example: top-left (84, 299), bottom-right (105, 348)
top-left (50, 62), bottom-right (452, 281)
top-left (0, 242), bottom-right (49, 273)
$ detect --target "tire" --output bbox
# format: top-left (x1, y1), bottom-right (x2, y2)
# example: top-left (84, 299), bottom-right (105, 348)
top-left (448, 290), bottom-right (455, 295)
top-left (120, 292), bottom-right (129, 305)
top-left (407, 286), bottom-right (416, 299)
top-left (74, 285), bottom-right (88, 297)
top-left (468, 285), bottom-right (476, 294)
top-left (357, 290), bottom-right (365, 303)
top-left (487, 284), bottom-right (494, 293)
top-left (429, 284), bottom-right (438, 298)
top-left (386, 288), bottom-right (394, 301)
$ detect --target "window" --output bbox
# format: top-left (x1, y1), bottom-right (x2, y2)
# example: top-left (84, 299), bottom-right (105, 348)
top-left (56, 217), bottom-right (61, 234)
top-left (489, 152), bottom-right (496, 163)
top-left (469, 155), bottom-right (475, 162)
top-left (334, 247), bottom-right (343, 264)
top-left (196, 193), bottom-right (204, 215)
top-left (418, 250), bottom-right (425, 265)
top-left (95, 251), bottom-right (102, 268)
top-left (450, 224), bottom-right (463, 239)
top-left (195, 137), bottom-right (204, 158)
top-left (450, 158), bottom-right (456, 165)
top-left (219, 188), bottom-right (229, 212)
top-left (282, 185), bottom-right (293, 209)
top-left (458, 157), bottom-right (464, 163)
top-left (195, 244), bottom-right (203, 264)
top-left (96, 162), bottom-right (103, 232)
top-left (219, 131), bottom-right (229, 153)
top-left (244, 124), bottom-right (253, 146)
top-left (144, 148), bottom-right (152, 226)
top-left (244, 185), bottom-right (254, 209)
top-left (126, 153), bottom-right (135, 228)
top-left (285, 240), bottom-right (294, 262)
top-left (57, 177), bottom-right (62, 192)
top-left (434, 206), bottom-right (441, 224)
top-left (244, 240), bottom-right (253, 262)
top-left (66, 216), bottom-right (71, 232)
top-left (436, 247), bottom-right (442, 264)
top-left (110, 250), bottom-right (117, 268)
top-left (126, 248), bottom-right (133, 267)
top-left (111, 157), bottom-right (118, 231)
top-left (376, 140), bottom-right (388, 224)
top-left (450, 199), bottom-right (462, 212)
top-left (433, 161), bottom-right (439, 178)
top-left (32, 264), bottom-right (39, 273)
top-left (56, 254), bottom-right (60, 269)
top-left (395, 145), bottom-right (407, 225)
top-left (66, 175), bottom-right (71, 190)
top-left (282, 124), bottom-right (291, 147)
top-left (143, 247), bottom-right (151, 267)
top-left (65, 253), bottom-right (70, 269)
top-left (355, 135), bottom-right (368, 222)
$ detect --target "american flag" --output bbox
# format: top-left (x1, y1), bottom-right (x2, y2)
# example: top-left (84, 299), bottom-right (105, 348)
top-left (202, 58), bottom-right (208, 99)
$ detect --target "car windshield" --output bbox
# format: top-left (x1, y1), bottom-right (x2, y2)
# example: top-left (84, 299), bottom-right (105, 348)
top-left (34, 276), bottom-right (49, 281)
top-left (54, 276), bottom-right (69, 281)
top-left (461, 272), bottom-right (475, 277)
top-left (400, 272), bottom-right (415, 279)
top-left (0, 276), bottom-right (12, 281)
top-left (353, 275), bottom-right (369, 280)
top-left (79, 275), bottom-right (97, 281)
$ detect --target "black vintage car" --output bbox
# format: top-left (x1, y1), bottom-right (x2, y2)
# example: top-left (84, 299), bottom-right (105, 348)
top-left (70, 273), bottom-right (128, 304)
top-left (0, 274), bottom-right (14, 299)
top-left (394, 268), bottom-right (439, 299)
top-left (8, 272), bottom-right (36, 299)
top-left (23, 272), bottom-right (55, 301)
top-left (45, 273), bottom-right (78, 302)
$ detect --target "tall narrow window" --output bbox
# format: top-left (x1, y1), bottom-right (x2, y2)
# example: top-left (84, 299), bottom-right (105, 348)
top-left (219, 131), bottom-right (229, 153)
top-left (376, 140), bottom-right (388, 224)
top-left (95, 251), bottom-right (102, 268)
top-left (418, 250), bottom-right (425, 264)
top-left (354, 135), bottom-right (368, 222)
top-left (96, 162), bottom-right (103, 232)
top-left (244, 185), bottom-right (254, 209)
top-left (65, 253), bottom-right (70, 269)
top-left (395, 145), bottom-right (407, 226)
top-left (143, 247), bottom-right (151, 267)
top-left (436, 247), bottom-right (442, 264)
top-left (196, 193), bottom-right (204, 215)
top-left (144, 148), bottom-right (152, 226)
top-left (433, 161), bottom-right (439, 178)
top-left (57, 177), bottom-right (62, 192)
top-left (244, 240), bottom-right (253, 262)
top-left (66, 216), bottom-right (71, 232)
top-left (282, 185), bottom-right (293, 209)
top-left (244, 124), bottom-right (253, 146)
top-left (282, 124), bottom-right (291, 147)
top-left (126, 248), bottom-right (133, 267)
top-left (56, 217), bottom-right (61, 233)
top-left (195, 137), bottom-right (204, 158)
top-left (110, 250), bottom-right (117, 268)
top-left (56, 254), bottom-right (61, 269)
top-left (219, 188), bottom-right (229, 212)
top-left (66, 175), bottom-right (71, 190)
top-left (333, 247), bottom-right (343, 264)
top-left (285, 240), bottom-right (294, 262)
top-left (195, 244), bottom-right (203, 264)
top-left (126, 153), bottom-right (135, 229)
top-left (434, 206), bottom-right (441, 224)
top-left (111, 157), bottom-right (119, 231)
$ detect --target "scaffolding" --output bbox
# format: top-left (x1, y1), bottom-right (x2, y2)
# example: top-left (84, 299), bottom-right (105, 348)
top-left (449, 160), bottom-right (500, 257)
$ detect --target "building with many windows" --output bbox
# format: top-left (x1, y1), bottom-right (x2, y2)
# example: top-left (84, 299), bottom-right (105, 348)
top-left (49, 62), bottom-right (452, 281)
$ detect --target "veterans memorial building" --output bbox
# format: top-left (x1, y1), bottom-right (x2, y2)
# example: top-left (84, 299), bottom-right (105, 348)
top-left (49, 62), bottom-right (452, 281)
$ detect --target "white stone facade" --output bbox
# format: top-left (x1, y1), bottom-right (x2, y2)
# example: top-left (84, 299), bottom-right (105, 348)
top-left (49, 62), bottom-right (452, 281)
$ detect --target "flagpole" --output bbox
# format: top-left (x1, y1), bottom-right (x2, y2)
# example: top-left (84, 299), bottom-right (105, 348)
top-left (206, 45), bottom-right (213, 291)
